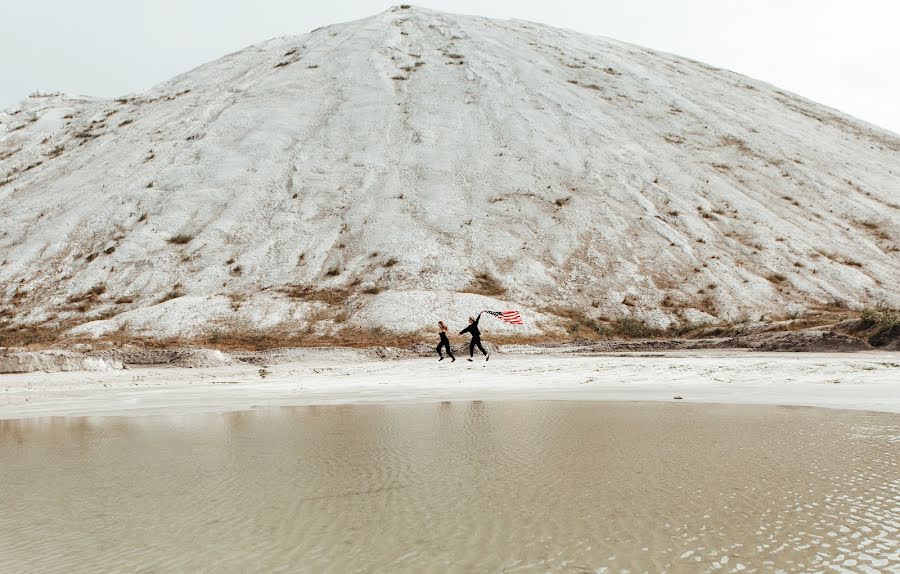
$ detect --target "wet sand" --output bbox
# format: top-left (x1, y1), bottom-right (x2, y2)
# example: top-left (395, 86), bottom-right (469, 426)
top-left (1, 401), bottom-right (897, 573)
top-left (1, 352), bottom-right (898, 419)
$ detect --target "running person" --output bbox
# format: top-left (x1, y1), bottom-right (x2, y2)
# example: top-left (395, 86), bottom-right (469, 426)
top-left (459, 312), bottom-right (490, 362)
top-left (436, 321), bottom-right (455, 362)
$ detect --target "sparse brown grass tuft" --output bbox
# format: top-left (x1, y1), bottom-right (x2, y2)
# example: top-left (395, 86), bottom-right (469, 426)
top-left (281, 285), bottom-right (350, 305)
top-left (168, 234), bottom-right (193, 245)
top-left (549, 306), bottom-right (604, 339)
top-left (609, 318), bottom-right (664, 338)
top-left (159, 283), bottom-right (184, 304)
top-left (465, 272), bottom-right (506, 297)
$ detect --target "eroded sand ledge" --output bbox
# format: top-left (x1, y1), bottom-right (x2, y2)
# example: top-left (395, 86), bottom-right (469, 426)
top-left (1, 350), bottom-right (898, 419)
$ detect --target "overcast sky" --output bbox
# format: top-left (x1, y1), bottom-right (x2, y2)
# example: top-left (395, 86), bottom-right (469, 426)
top-left (2, 0), bottom-right (898, 133)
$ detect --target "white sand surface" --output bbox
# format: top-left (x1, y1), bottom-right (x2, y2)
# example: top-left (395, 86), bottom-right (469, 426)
top-left (0, 351), bottom-right (898, 419)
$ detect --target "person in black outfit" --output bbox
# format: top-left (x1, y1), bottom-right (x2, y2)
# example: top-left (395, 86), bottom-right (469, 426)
top-left (460, 312), bottom-right (490, 362)
top-left (436, 321), bottom-right (455, 362)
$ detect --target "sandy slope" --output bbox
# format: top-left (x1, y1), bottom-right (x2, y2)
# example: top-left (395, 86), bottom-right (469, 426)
top-left (1, 6), bottom-right (899, 340)
top-left (1, 352), bottom-right (898, 419)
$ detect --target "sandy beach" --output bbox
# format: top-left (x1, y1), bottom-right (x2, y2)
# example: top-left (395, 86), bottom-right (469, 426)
top-left (2, 350), bottom-right (898, 419)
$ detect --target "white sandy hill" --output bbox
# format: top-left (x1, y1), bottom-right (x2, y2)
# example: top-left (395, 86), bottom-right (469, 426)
top-left (1, 6), bottom-right (899, 341)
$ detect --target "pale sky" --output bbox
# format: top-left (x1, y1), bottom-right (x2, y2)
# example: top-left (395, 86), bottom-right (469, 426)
top-left (2, 0), bottom-right (898, 134)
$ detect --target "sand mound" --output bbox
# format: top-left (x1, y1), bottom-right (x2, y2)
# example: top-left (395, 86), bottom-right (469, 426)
top-left (0, 350), bottom-right (124, 374)
top-left (168, 349), bottom-right (238, 368)
top-left (734, 329), bottom-right (871, 352)
top-left (82, 345), bottom-right (180, 366)
top-left (2, 6), bottom-right (898, 341)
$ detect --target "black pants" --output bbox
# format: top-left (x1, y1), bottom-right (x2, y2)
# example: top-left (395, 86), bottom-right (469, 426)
top-left (469, 337), bottom-right (487, 357)
top-left (437, 341), bottom-right (454, 360)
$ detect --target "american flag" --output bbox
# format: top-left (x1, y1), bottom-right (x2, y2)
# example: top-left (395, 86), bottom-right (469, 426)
top-left (485, 310), bottom-right (523, 325)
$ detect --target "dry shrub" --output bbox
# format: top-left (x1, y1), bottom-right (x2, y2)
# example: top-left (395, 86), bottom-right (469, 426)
top-left (168, 234), bottom-right (193, 245)
top-left (859, 305), bottom-right (900, 346)
top-left (466, 272), bottom-right (506, 296)
top-left (549, 306), bottom-right (604, 339)
top-left (159, 283), bottom-right (184, 303)
top-left (608, 318), bottom-right (664, 338)
top-left (66, 284), bottom-right (107, 311)
top-left (227, 293), bottom-right (247, 311)
top-left (0, 323), bottom-right (67, 348)
top-left (281, 285), bottom-right (350, 305)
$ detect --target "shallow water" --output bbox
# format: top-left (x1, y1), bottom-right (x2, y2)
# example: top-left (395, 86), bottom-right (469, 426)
top-left (1, 402), bottom-right (898, 573)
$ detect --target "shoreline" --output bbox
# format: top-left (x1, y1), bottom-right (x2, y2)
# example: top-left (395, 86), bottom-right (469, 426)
top-left (1, 350), bottom-right (898, 420)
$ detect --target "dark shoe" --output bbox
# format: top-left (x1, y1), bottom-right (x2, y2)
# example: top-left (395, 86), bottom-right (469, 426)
top-left (467, 358), bottom-right (473, 362)
top-left (439, 357), bottom-right (444, 361)
top-left (451, 357), bottom-right (456, 362)
top-left (486, 353), bottom-right (490, 361)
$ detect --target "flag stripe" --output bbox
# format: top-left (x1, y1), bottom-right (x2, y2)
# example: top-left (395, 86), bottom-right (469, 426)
top-left (486, 310), bottom-right (523, 324)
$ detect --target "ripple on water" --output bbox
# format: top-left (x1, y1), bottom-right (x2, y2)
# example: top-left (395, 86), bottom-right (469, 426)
top-left (0, 402), bottom-right (897, 573)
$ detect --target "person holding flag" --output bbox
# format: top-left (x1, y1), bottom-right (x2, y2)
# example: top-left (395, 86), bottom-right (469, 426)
top-left (459, 309), bottom-right (523, 362)
top-left (459, 312), bottom-right (490, 362)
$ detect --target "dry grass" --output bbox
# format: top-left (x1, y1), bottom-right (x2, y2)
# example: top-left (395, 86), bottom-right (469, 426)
top-left (168, 234), bottom-right (193, 245)
top-left (859, 305), bottom-right (900, 346)
top-left (280, 285), bottom-right (350, 305)
top-left (547, 307), bottom-right (669, 340)
top-left (158, 283), bottom-right (184, 304)
top-left (465, 272), bottom-right (506, 296)
top-left (65, 284), bottom-right (107, 312)
top-left (46, 145), bottom-right (65, 159)
top-left (0, 323), bottom-right (68, 348)
top-left (227, 293), bottom-right (247, 311)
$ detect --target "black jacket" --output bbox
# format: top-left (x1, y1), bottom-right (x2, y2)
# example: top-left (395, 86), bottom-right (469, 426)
top-left (459, 313), bottom-right (482, 338)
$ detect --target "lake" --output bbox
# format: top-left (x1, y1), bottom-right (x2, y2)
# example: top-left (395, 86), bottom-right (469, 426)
top-left (1, 401), bottom-right (897, 572)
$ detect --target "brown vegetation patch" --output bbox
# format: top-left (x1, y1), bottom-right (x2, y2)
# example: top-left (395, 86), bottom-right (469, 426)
top-left (168, 234), bottom-right (193, 245)
top-left (858, 305), bottom-right (900, 347)
top-left (46, 145), bottom-right (65, 159)
top-left (465, 272), bottom-right (506, 297)
top-left (280, 285), bottom-right (351, 305)
top-left (158, 283), bottom-right (184, 304)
